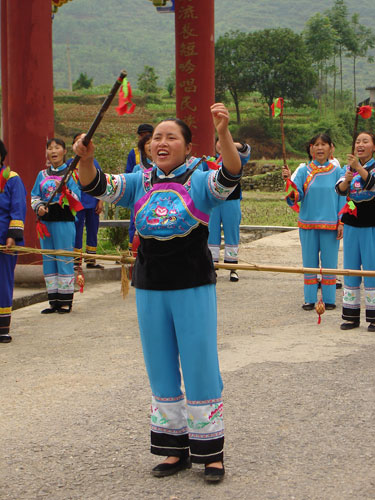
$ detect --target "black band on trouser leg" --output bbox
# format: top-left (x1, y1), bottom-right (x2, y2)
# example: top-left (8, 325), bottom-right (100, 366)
top-left (0, 315), bottom-right (11, 335)
top-left (151, 431), bottom-right (190, 458)
top-left (47, 292), bottom-right (58, 309)
top-left (365, 308), bottom-right (375, 323)
top-left (342, 306), bottom-right (360, 322)
top-left (57, 292), bottom-right (73, 308)
top-left (189, 436), bottom-right (224, 464)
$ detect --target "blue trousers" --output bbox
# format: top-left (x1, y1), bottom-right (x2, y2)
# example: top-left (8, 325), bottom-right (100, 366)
top-left (0, 252), bottom-right (17, 335)
top-left (299, 228), bottom-right (339, 304)
top-left (135, 285), bottom-right (224, 464)
top-left (342, 225), bottom-right (375, 323)
top-left (40, 221), bottom-right (75, 308)
top-left (208, 199), bottom-right (241, 263)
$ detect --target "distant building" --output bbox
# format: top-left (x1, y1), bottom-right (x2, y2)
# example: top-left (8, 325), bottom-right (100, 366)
top-left (366, 87), bottom-right (375, 106)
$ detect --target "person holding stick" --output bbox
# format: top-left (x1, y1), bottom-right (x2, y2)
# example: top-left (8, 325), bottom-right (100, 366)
top-left (31, 138), bottom-right (82, 314)
top-left (336, 131), bottom-right (375, 331)
top-left (74, 103), bottom-right (241, 483)
top-left (0, 140), bottom-right (26, 343)
top-left (282, 133), bottom-right (344, 310)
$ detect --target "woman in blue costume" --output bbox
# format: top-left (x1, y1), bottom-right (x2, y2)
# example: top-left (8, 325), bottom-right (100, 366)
top-left (0, 140), bottom-right (26, 343)
top-left (31, 138), bottom-right (82, 314)
top-left (74, 103), bottom-right (242, 483)
top-left (336, 131), bottom-right (375, 332)
top-left (282, 134), bottom-right (344, 310)
top-left (207, 139), bottom-right (251, 282)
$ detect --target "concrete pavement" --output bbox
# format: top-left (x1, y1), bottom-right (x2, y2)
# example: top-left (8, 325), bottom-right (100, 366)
top-left (1, 230), bottom-right (375, 500)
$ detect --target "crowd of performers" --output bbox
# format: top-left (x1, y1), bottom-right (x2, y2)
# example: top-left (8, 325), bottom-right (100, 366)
top-left (1, 107), bottom-right (375, 483)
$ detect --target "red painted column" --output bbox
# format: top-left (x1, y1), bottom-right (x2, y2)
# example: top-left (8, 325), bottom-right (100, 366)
top-left (7, 0), bottom-right (54, 260)
top-left (175, 0), bottom-right (215, 157)
top-left (1, 0), bottom-right (9, 157)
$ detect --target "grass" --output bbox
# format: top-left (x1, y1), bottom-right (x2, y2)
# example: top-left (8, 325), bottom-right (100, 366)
top-left (241, 191), bottom-right (298, 227)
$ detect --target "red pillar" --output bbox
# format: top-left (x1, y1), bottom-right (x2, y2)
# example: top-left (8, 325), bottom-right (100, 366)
top-left (175, 0), bottom-right (215, 157)
top-left (1, 0), bottom-right (9, 158)
top-left (6, 0), bottom-right (54, 260)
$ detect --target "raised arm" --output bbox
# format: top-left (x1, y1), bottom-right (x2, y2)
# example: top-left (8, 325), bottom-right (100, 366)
top-left (210, 103), bottom-right (241, 175)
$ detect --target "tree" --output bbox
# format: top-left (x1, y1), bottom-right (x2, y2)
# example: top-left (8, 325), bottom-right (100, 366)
top-left (165, 70), bottom-right (175, 97)
top-left (137, 65), bottom-right (159, 94)
top-left (246, 28), bottom-right (317, 117)
top-left (215, 31), bottom-right (253, 123)
top-left (325, 0), bottom-right (352, 103)
top-left (304, 14), bottom-right (337, 112)
top-left (72, 72), bottom-right (93, 90)
top-left (345, 13), bottom-right (375, 108)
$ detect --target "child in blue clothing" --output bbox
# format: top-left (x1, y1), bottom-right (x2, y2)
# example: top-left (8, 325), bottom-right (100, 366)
top-left (282, 133), bottom-right (344, 310)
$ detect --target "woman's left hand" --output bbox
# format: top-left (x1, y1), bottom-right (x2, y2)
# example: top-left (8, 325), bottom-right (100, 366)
top-left (336, 224), bottom-right (343, 240)
top-left (210, 103), bottom-right (229, 135)
top-left (347, 154), bottom-right (360, 171)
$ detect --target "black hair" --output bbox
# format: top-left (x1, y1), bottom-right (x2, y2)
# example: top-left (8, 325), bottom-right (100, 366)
top-left (46, 137), bottom-right (66, 150)
top-left (156, 118), bottom-right (192, 145)
top-left (72, 133), bottom-right (82, 144)
top-left (354, 131), bottom-right (375, 146)
top-left (137, 133), bottom-right (152, 156)
top-left (306, 133), bottom-right (333, 160)
top-left (0, 139), bottom-right (7, 165)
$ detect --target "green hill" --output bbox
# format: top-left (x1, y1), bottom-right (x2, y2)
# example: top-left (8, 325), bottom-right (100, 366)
top-left (53, 0), bottom-right (375, 99)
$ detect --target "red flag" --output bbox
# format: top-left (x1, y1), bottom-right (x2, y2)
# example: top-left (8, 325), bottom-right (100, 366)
top-left (116, 78), bottom-right (136, 116)
top-left (358, 105), bottom-right (372, 119)
top-left (271, 97), bottom-right (284, 118)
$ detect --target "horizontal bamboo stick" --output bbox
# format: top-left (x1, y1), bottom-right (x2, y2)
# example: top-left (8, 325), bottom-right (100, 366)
top-left (2, 245), bottom-right (375, 278)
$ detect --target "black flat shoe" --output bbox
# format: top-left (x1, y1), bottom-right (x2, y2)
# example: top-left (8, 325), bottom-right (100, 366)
top-left (57, 306), bottom-right (72, 314)
top-left (86, 263), bottom-right (104, 269)
top-left (302, 303), bottom-right (315, 311)
top-left (325, 303), bottom-right (336, 310)
top-left (204, 465), bottom-right (225, 483)
top-left (336, 280), bottom-right (342, 289)
top-left (229, 270), bottom-right (239, 282)
top-left (368, 323), bottom-right (375, 332)
top-left (340, 321), bottom-right (360, 330)
top-left (41, 307), bottom-right (58, 314)
top-left (151, 457), bottom-right (191, 477)
top-left (0, 334), bottom-right (12, 343)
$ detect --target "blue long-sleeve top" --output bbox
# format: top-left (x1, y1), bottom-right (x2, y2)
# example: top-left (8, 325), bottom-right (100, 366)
top-left (335, 158), bottom-right (375, 227)
top-left (287, 160), bottom-right (345, 230)
top-left (31, 164), bottom-right (81, 222)
top-left (80, 159), bottom-right (242, 290)
top-left (0, 165), bottom-right (26, 245)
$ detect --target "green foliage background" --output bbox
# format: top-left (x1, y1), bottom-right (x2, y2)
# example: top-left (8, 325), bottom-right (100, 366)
top-left (53, 0), bottom-right (375, 99)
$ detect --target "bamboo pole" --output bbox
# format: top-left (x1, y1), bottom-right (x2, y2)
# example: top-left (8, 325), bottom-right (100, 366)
top-left (2, 245), bottom-right (375, 278)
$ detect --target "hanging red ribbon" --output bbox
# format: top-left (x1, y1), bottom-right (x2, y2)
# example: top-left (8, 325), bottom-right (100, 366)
top-left (36, 220), bottom-right (51, 240)
top-left (59, 185), bottom-right (84, 216)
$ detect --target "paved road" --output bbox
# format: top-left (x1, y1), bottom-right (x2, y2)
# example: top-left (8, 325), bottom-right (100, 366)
top-left (1, 230), bottom-right (375, 500)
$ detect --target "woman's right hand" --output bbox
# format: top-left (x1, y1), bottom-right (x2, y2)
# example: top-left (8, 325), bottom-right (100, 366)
top-left (282, 165), bottom-right (291, 180)
top-left (38, 206), bottom-right (48, 217)
top-left (73, 134), bottom-right (95, 161)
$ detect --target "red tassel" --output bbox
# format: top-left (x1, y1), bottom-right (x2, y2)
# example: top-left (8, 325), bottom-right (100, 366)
top-left (59, 185), bottom-right (84, 216)
top-left (36, 220), bottom-right (51, 239)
